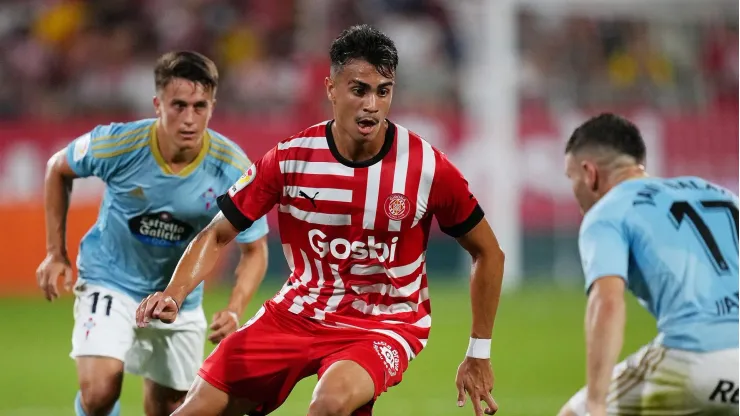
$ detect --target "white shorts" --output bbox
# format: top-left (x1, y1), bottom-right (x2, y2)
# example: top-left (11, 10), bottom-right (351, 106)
top-left (70, 282), bottom-right (207, 391)
top-left (566, 340), bottom-right (739, 415)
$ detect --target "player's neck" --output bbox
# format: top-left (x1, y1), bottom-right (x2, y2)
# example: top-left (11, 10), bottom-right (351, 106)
top-left (155, 124), bottom-right (203, 169)
top-left (604, 166), bottom-right (648, 194)
top-left (331, 120), bottom-right (388, 162)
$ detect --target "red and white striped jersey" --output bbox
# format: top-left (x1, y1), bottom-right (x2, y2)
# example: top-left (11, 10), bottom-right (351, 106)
top-left (217, 120), bottom-right (483, 361)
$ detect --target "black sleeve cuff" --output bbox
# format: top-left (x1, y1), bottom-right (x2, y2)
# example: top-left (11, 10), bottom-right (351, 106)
top-left (440, 204), bottom-right (485, 238)
top-left (216, 193), bottom-right (254, 232)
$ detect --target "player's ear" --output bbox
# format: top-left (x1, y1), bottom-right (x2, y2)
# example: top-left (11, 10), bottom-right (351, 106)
top-left (153, 95), bottom-right (161, 117)
top-left (582, 160), bottom-right (599, 192)
top-left (325, 77), bottom-right (336, 104)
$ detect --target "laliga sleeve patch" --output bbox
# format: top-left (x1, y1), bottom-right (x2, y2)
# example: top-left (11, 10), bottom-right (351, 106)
top-left (73, 133), bottom-right (91, 162)
top-left (228, 164), bottom-right (257, 197)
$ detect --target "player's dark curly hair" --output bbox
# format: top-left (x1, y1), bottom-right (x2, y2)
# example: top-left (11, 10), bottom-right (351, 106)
top-left (565, 113), bottom-right (646, 164)
top-left (154, 51), bottom-right (219, 93)
top-left (329, 24), bottom-right (399, 79)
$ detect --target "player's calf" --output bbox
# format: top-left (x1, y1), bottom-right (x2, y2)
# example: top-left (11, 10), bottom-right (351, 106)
top-left (307, 360), bottom-right (376, 416)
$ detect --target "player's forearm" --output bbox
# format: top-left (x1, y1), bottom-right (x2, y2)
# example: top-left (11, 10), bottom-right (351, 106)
top-left (227, 243), bottom-right (268, 317)
top-left (585, 293), bottom-right (625, 406)
top-left (469, 247), bottom-right (505, 339)
top-left (164, 228), bottom-right (229, 306)
top-left (43, 158), bottom-right (73, 257)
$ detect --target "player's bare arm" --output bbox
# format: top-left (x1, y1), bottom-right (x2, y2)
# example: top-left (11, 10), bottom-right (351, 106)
top-left (37, 148), bottom-right (79, 301)
top-left (207, 236), bottom-right (268, 344)
top-left (135, 212), bottom-right (240, 327)
top-left (585, 276), bottom-right (626, 416)
top-left (454, 218), bottom-right (505, 416)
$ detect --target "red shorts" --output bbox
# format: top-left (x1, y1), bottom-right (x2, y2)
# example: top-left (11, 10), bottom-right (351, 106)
top-left (198, 301), bottom-right (409, 415)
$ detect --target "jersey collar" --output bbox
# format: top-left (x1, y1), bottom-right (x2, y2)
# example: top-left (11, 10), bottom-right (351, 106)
top-left (149, 121), bottom-right (210, 177)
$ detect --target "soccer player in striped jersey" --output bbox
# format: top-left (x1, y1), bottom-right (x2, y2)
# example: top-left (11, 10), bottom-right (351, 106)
top-left (558, 114), bottom-right (738, 416)
top-left (137, 25), bottom-right (506, 416)
top-left (36, 51), bottom-right (270, 416)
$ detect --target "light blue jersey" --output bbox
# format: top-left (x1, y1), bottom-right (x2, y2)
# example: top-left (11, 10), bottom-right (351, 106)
top-left (66, 118), bottom-right (268, 310)
top-left (579, 176), bottom-right (739, 352)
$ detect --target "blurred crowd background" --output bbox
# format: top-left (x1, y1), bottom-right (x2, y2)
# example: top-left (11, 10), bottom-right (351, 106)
top-left (1, 0), bottom-right (735, 119)
top-left (0, 0), bottom-right (737, 291)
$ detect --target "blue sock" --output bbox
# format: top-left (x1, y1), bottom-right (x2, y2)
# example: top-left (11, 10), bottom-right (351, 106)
top-left (75, 391), bottom-right (121, 416)
top-left (74, 391), bottom-right (87, 416)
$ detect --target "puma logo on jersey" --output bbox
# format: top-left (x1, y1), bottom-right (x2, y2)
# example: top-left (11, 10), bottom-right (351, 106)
top-left (299, 190), bottom-right (319, 208)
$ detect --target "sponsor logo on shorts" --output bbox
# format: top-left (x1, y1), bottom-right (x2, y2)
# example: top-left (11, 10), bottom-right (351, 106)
top-left (709, 379), bottom-right (739, 404)
top-left (384, 193), bottom-right (411, 221)
top-left (373, 340), bottom-right (400, 377)
top-left (128, 212), bottom-right (194, 247)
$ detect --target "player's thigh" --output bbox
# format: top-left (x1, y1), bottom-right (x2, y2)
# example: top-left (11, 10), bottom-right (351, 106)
top-left (314, 334), bottom-right (410, 415)
top-left (688, 347), bottom-right (739, 414)
top-left (310, 360), bottom-right (376, 416)
top-left (71, 283), bottom-right (135, 402)
top-left (198, 303), bottom-right (317, 414)
top-left (172, 375), bottom-right (257, 416)
top-left (129, 306), bottom-right (208, 392)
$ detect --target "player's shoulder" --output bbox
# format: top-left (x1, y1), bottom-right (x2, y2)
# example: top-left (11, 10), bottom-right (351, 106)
top-left (205, 128), bottom-right (252, 175)
top-left (275, 120), bottom-right (331, 152)
top-left (581, 181), bottom-right (640, 233)
top-left (658, 176), bottom-right (737, 200)
top-left (85, 118), bottom-right (155, 160)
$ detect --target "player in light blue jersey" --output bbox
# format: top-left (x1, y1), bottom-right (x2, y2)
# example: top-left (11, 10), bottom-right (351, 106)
top-left (35, 51), bottom-right (270, 416)
top-left (559, 113), bottom-right (739, 416)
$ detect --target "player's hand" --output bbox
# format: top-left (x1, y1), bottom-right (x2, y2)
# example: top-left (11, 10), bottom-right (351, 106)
top-left (135, 292), bottom-right (179, 327)
top-left (36, 253), bottom-right (74, 301)
top-left (208, 309), bottom-right (240, 344)
top-left (455, 357), bottom-right (498, 415)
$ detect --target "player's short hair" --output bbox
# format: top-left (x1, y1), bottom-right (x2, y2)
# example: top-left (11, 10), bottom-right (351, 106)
top-left (329, 24), bottom-right (399, 79)
top-left (565, 113), bottom-right (646, 164)
top-left (154, 51), bottom-right (219, 93)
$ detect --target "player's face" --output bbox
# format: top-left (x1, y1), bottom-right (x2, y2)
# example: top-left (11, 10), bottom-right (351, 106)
top-left (565, 153), bottom-right (600, 215)
top-left (153, 78), bottom-right (215, 150)
top-left (325, 60), bottom-right (394, 142)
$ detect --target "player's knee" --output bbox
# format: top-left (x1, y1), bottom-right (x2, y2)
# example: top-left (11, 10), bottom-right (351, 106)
top-left (308, 393), bottom-right (355, 416)
top-left (79, 381), bottom-right (121, 416)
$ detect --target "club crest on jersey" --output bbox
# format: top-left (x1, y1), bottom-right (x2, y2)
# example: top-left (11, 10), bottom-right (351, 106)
top-left (384, 193), bottom-right (411, 221)
top-left (373, 341), bottom-right (400, 376)
top-left (229, 165), bottom-right (256, 197)
top-left (201, 187), bottom-right (218, 210)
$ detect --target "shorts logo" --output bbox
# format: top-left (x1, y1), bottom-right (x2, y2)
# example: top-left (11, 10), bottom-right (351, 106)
top-left (83, 317), bottom-right (95, 340)
top-left (73, 133), bottom-right (91, 162)
top-left (373, 341), bottom-right (400, 377)
top-left (228, 164), bottom-right (256, 197)
top-left (128, 211), bottom-right (194, 247)
top-left (384, 193), bottom-right (411, 221)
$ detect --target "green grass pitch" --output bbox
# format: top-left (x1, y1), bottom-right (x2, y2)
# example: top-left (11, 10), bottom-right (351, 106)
top-left (0, 281), bottom-right (655, 415)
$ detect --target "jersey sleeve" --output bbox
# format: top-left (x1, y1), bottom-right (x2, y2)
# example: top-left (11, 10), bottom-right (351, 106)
top-left (65, 129), bottom-right (117, 181)
top-left (428, 151), bottom-right (484, 237)
top-left (216, 146), bottom-right (282, 232)
top-left (578, 214), bottom-right (630, 293)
